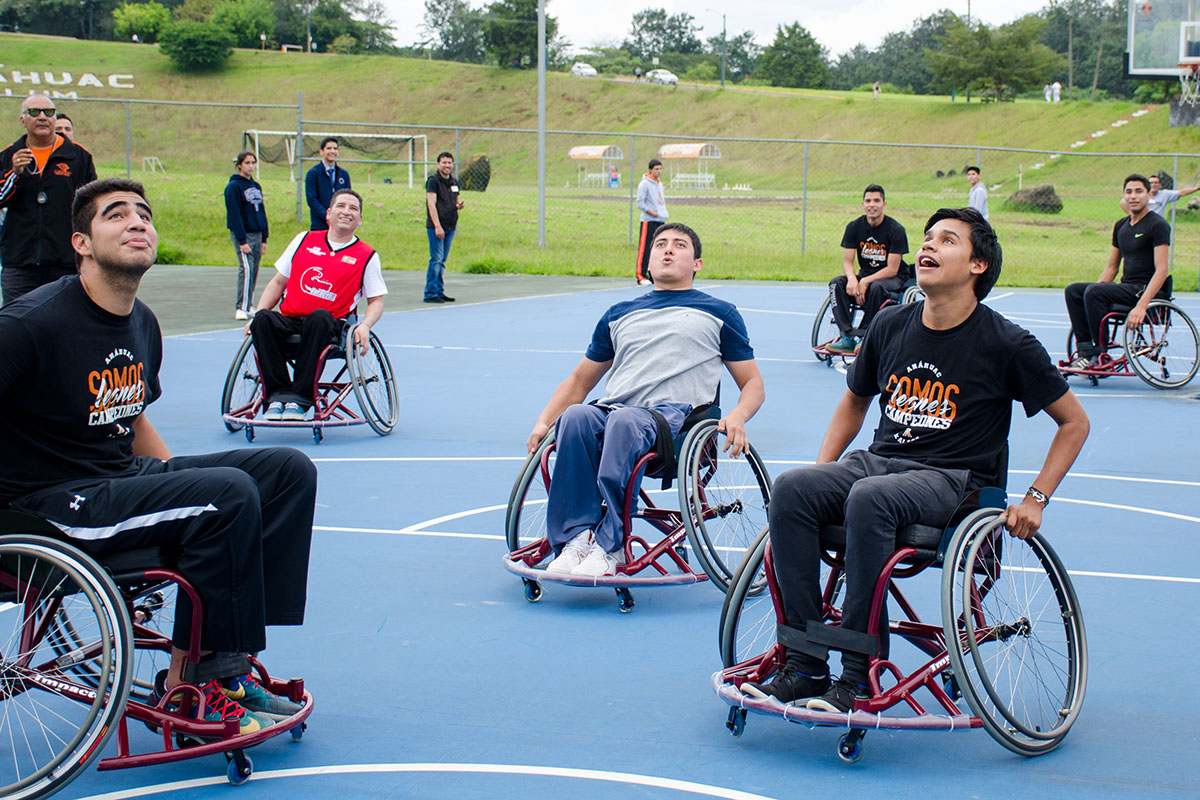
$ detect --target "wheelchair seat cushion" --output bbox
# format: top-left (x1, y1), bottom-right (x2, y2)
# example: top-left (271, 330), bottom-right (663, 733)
top-left (819, 522), bottom-right (944, 564)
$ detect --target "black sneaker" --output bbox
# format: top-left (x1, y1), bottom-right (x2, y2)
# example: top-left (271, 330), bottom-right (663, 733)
top-left (806, 677), bottom-right (868, 712)
top-left (439, 294), bottom-right (456, 302)
top-left (740, 666), bottom-right (830, 703)
top-left (423, 296), bottom-right (446, 303)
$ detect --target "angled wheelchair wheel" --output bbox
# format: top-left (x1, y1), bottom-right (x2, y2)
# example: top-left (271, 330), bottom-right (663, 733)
top-left (505, 429), bottom-right (556, 553)
top-left (346, 326), bottom-right (398, 435)
top-left (941, 514), bottom-right (1087, 756)
top-left (811, 293), bottom-right (839, 359)
top-left (0, 535), bottom-right (134, 800)
top-left (679, 419), bottom-right (771, 593)
top-left (718, 527), bottom-right (775, 667)
top-left (1123, 300), bottom-right (1200, 389)
top-left (900, 283), bottom-right (925, 304)
top-left (221, 336), bottom-right (261, 432)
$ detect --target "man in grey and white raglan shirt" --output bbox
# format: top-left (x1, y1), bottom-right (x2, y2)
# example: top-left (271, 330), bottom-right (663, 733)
top-left (634, 159), bottom-right (669, 285)
top-left (525, 222), bottom-right (765, 578)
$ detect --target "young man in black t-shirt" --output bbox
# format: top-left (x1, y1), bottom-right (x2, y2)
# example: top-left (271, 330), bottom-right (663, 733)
top-left (1065, 173), bottom-right (1172, 368)
top-left (424, 151), bottom-right (465, 303)
top-left (745, 207), bottom-right (1089, 713)
top-left (828, 184), bottom-right (909, 354)
top-left (0, 178), bottom-right (316, 735)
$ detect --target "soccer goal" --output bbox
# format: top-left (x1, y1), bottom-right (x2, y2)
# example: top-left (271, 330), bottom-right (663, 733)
top-left (242, 129), bottom-right (429, 187)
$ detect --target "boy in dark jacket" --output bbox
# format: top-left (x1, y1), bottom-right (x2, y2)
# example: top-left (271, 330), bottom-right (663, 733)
top-left (225, 151), bottom-right (269, 320)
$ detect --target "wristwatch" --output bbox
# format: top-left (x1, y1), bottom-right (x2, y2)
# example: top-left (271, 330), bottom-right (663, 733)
top-left (1025, 487), bottom-right (1050, 507)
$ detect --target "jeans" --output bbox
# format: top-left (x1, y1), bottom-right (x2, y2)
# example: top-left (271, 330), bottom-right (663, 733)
top-left (425, 227), bottom-right (456, 299)
top-left (232, 231), bottom-right (263, 313)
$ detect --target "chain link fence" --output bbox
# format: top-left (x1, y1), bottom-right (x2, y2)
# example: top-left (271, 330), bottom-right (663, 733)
top-left (4, 93), bottom-right (1197, 288)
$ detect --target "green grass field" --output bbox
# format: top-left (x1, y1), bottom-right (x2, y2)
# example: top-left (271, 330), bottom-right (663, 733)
top-left (6, 33), bottom-right (1200, 288)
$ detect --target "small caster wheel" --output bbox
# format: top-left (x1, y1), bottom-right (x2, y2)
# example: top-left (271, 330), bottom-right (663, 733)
top-left (175, 733), bottom-right (203, 749)
top-left (523, 580), bottom-right (542, 603)
top-left (291, 722), bottom-right (306, 742)
top-left (1089, 376), bottom-right (1098, 387)
top-left (675, 543), bottom-right (690, 564)
top-left (226, 752), bottom-right (253, 785)
top-left (837, 731), bottom-right (864, 764)
top-left (312, 427), bottom-right (323, 444)
top-left (244, 425), bottom-right (255, 443)
top-left (616, 587), bottom-right (635, 613)
top-left (942, 669), bottom-right (962, 701)
top-left (823, 356), bottom-right (833, 368)
top-left (726, 707), bottom-right (747, 737)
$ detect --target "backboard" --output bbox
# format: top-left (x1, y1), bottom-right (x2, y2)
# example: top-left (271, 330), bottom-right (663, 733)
top-left (1127, 0), bottom-right (1200, 78)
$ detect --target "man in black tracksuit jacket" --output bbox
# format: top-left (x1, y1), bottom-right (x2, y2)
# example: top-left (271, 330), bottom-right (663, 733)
top-left (0, 94), bottom-right (98, 304)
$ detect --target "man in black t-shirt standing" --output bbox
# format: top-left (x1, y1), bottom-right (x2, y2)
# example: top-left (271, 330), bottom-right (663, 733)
top-left (743, 207), bottom-right (1089, 714)
top-left (424, 151), bottom-right (465, 303)
top-left (1065, 173), bottom-right (1172, 368)
top-left (0, 178), bottom-right (316, 736)
top-left (827, 184), bottom-right (909, 354)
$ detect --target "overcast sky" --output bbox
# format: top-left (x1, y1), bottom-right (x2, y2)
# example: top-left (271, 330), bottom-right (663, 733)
top-left (384, 0), bottom-right (1058, 56)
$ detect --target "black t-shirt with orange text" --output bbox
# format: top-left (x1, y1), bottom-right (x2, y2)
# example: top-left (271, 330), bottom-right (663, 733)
top-left (0, 277), bottom-right (162, 503)
top-left (840, 215), bottom-right (909, 278)
top-left (847, 302), bottom-right (1067, 489)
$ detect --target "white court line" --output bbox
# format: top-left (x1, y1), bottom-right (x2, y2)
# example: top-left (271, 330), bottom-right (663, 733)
top-left (71, 762), bottom-right (780, 800)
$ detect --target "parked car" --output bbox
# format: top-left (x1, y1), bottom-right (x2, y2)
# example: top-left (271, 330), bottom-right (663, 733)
top-left (646, 68), bottom-right (678, 85)
top-left (571, 62), bottom-right (598, 77)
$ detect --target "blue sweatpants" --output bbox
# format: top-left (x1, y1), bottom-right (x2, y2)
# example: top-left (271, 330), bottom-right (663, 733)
top-left (546, 402), bottom-right (691, 553)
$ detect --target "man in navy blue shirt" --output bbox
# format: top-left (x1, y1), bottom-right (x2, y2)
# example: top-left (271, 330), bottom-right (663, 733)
top-left (525, 222), bottom-right (765, 577)
top-left (304, 137), bottom-right (351, 231)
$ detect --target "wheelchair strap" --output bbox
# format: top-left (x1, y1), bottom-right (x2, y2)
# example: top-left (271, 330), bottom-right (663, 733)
top-left (777, 621), bottom-right (880, 659)
top-left (184, 652), bottom-right (252, 685)
top-left (647, 408), bottom-right (676, 491)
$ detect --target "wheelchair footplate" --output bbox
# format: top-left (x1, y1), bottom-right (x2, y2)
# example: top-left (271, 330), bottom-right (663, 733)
top-left (98, 657), bottom-right (314, 781)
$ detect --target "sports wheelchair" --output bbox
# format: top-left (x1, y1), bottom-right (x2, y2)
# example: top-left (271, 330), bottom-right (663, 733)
top-left (713, 487), bottom-right (1087, 761)
top-left (221, 318), bottom-right (398, 443)
top-left (812, 277), bottom-right (923, 365)
top-left (1058, 280), bottom-right (1199, 389)
top-left (503, 406), bottom-right (772, 612)
top-left (0, 512), bottom-right (313, 798)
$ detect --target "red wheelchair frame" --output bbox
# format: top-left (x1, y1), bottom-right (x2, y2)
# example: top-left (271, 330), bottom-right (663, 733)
top-left (1058, 296), bottom-right (1199, 389)
top-left (0, 513), bottom-right (312, 797)
top-left (714, 488), bottom-right (1087, 761)
top-left (503, 413), bottom-right (772, 612)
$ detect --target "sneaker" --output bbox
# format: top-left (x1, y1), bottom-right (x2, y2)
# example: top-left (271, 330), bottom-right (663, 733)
top-left (234, 309), bottom-right (249, 321)
top-left (1069, 355), bottom-right (1094, 370)
top-left (191, 679), bottom-right (274, 735)
top-left (545, 530), bottom-right (593, 574)
top-left (806, 677), bottom-right (868, 713)
top-left (638, 278), bottom-right (652, 286)
top-left (827, 335), bottom-right (858, 354)
top-left (263, 401), bottom-right (284, 420)
top-left (740, 665), bottom-right (830, 703)
top-left (222, 673), bottom-right (305, 720)
top-left (281, 402), bottom-right (305, 421)
top-left (423, 296), bottom-right (446, 304)
top-left (570, 540), bottom-right (626, 577)
top-left (438, 294), bottom-right (456, 302)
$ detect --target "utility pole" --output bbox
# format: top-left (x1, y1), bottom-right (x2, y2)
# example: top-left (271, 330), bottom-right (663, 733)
top-left (705, 9), bottom-right (726, 88)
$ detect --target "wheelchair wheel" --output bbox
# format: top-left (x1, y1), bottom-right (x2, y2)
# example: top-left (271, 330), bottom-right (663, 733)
top-left (505, 429), bottom-right (556, 553)
top-left (1123, 300), bottom-right (1200, 389)
top-left (0, 535), bottom-right (134, 799)
top-left (221, 336), bottom-right (260, 432)
top-left (679, 419), bottom-right (771, 593)
top-left (346, 326), bottom-right (398, 435)
top-left (900, 284), bottom-right (925, 304)
top-left (810, 293), bottom-right (840, 359)
top-left (718, 527), bottom-right (775, 667)
top-left (941, 514), bottom-right (1087, 756)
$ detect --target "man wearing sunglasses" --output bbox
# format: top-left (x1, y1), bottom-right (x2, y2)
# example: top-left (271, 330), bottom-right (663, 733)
top-left (0, 94), bottom-right (97, 303)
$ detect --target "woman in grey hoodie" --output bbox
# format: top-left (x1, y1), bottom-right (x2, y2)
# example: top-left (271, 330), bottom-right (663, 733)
top-left (225, 151), bottom-right (269, 320)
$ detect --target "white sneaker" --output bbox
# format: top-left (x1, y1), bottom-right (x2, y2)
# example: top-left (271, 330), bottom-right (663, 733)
top-left (263, 401), bottom-right (284, 420)
top-left (570, 541), bottom-right (626, 577)
top-left (545, 530), bottom-right (593, 574)
top-left (235, 309), bottom-right (249, 320)
top-left (281, 402), bottom-right (305, 421)
top-left (638, 279), bottom-right (652, 286)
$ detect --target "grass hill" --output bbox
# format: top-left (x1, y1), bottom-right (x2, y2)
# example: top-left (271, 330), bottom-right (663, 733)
top-left (4, 33), bottom-right (1200, 286)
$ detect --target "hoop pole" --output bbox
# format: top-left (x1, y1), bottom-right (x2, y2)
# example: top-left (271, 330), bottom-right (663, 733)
top-left (296, 90), bottom-right (304, 224)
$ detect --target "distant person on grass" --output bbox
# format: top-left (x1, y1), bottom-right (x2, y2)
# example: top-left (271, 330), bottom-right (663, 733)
top-left (1065, 174), bottom-right (1170, 369)
top-left (826, 184), bottom-right (909, 355)
top-left (966, 166), bottom-right (988, 220)
top-left (304, 137), bottom-right (350, 231)
top-left (225, 150), bottom-right (268, 321)
top-left (634, 158), bottom-right (668, 285)
top-left (0, 93), bottom-right (97, 304)
top-left (424, 151), bottom-right (464, 304)
top-left (1147, 173), bottom-right (1199, 217)
top-left (54, 113), bottom-right (74, 142)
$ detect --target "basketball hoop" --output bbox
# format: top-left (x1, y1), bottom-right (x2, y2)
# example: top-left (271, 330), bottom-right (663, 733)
top-left (1179, 62), bottom-right (1200, 106)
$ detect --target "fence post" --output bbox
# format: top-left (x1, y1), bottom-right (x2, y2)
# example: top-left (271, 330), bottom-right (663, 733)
top-left (295, 90), bottom-right (304, 224)
top-left (976, 146), bottom-right (981, 170)
top-left (1171, 153), bottom-right (1179, 274)
top-left (629, 135), bottom-right (635, 247)
top-left (125, 101), bottom-right (131, 178)
top-left (454, 129), bottom-right (460, 174)
top-left (801, 142), bottom-right (809, 257)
